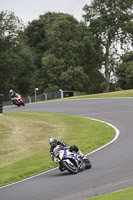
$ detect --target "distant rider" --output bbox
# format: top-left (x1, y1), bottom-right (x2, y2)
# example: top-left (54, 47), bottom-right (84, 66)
top-left (49, 137), bottom-right (86, 171)
top-left (9, 89), bottom-right (19, 104)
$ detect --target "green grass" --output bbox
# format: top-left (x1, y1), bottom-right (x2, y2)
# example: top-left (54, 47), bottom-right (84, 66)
top-left (66, 89), bottom-right (133, 100)
top-left (33, 89), bottom-right (133, 103)
top-left (1, 89), bottom-right (133, 199)
top-left (0, 111), bottom-right (115, 187)
top-left (86, 187), bottom-right (133, 200)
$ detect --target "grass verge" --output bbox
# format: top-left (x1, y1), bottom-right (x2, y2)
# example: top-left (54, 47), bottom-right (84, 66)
top-left (0, 111), bottom-right (115, 187)
top-left (66, 89), bottom-right (133, 100)
top-left (86, 187), bottom-right (133, 200)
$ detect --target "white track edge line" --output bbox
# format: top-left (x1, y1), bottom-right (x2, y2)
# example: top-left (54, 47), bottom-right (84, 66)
top-left (0, 117), bottom-right (120, 190)
top-left (85, 117), bottom-right (120, 156)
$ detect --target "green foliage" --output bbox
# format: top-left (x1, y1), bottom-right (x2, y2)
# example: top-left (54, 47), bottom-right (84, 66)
top-left (116, 52), bottom-right (133, 89)
top-left (26, 12), bottom-right (104, 94)
top-left (0, 11), bottom-right (23, 45)
top-left (60, 66), bottom-right (89, 91)
top-left (0, 11), bottom-right (105, 97)
top-left (83, 0), bottom-right (133, 92)
top-left (83, 0), bottom-right (133, 42)
top-left (0, 11), bottom-right (35, 100)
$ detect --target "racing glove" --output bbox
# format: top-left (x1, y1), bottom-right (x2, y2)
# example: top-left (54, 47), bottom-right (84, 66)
top-left (54, 158), bottom-right (59, 164)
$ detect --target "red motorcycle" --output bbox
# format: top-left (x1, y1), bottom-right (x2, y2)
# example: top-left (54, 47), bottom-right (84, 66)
top-left (12, 94), bottom-right (25, 107)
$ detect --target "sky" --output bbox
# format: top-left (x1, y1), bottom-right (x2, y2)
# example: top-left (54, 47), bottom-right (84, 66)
top-left (0, 0), bottom-right (92, 24)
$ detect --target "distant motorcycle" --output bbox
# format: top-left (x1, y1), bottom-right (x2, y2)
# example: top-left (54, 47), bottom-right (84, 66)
top-left (53, 145), bottom-right (92, 174)
top-left (11, 94), bottom-right (25, 107)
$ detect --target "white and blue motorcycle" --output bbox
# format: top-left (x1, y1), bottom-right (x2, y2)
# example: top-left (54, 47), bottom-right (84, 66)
top-left (53, 145), bottom-right (92, 174)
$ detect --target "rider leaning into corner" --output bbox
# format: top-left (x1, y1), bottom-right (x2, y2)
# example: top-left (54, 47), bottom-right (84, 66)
top-left (9, 89), bottom-right (19, 104)
top-left (49, 137), bottom-right (87, 171)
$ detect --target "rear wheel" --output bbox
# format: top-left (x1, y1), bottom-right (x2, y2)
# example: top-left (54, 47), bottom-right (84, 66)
top-left (62, 160), bottom-right (78, 174)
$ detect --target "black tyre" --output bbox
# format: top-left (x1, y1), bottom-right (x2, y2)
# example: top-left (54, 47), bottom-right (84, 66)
top-left (62, 160), bottom-right (78, 174)
top-left (84, 159), bottom-right (92, 169)
top-left (59, 165), bottom-right (66, 172)
top-left (22, 102), bottom-right (25, 106)
top-left (0, 94), bottom-right (4, 99)
top-left (0, 108), bottom-right (3, 113)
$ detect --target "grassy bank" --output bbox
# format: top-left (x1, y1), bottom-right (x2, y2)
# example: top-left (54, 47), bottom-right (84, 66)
top-left (67, 89), bottom-right (133, 99)
top-left (0, 111), bottom-right (115, 187)
top-left (86, 187), bottom-right (133, 200)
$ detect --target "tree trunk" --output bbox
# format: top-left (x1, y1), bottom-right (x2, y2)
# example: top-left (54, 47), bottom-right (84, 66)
top-left (105, 66), bottom-right (110, 92)
top-left (104, 40), bottom-right (111, 92)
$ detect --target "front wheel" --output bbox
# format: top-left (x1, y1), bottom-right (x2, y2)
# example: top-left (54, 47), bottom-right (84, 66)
top-left (62, 160), bottom-right (78, 174)
top-left (21, 102), bottom-right (25, 106)
top-left (84, 159), bottom-right (92, 169)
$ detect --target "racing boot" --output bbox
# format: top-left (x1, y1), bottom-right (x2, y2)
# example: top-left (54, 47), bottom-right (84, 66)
top-left (77, 150), bottom-right (87, 160)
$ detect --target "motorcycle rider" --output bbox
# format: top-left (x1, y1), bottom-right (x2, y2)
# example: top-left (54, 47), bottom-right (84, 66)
top-left (9, 89), bottom-right (18, 104)
top-left (49, 137), bottom-right (86, 171)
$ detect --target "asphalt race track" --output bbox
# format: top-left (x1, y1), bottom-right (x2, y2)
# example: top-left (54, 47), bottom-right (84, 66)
top-left (1, 98), bottom-right (133, 200)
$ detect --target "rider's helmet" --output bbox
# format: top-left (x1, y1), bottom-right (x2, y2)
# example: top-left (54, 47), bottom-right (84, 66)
top-left (49, 137), bottom-right (57, 148)
top-left (9, 89), bottom-right (14, 95)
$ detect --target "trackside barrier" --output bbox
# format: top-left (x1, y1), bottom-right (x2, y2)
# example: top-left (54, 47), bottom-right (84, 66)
top-left (0, 94), bottom-right (4, 113)
top-left (3, 90), bottom-right (86, 106)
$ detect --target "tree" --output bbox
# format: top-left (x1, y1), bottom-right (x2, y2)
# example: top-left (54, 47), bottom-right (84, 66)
top-left (116, 52), bottom-right (133, 89)
top-left (0, 11), bottom-right (35, 100)
top-left (83, 0), bottom-right (133, 92)
top-left (25, 18), bottom-right (47, 69)
top-left (0, 11), bottom-right (23, 98)
top-left (26, 12), bottom-right (104, 94)
top-left (0, 10), bottom-right (23, 43)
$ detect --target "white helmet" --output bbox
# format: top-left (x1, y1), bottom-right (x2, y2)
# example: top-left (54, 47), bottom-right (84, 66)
top-left (49, 137), bottom-right (57, 148)
top-left (9, 89), bottom-right (13, 94)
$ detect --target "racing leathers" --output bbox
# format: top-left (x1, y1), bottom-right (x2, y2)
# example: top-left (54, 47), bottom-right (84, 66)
top-left (49, 140), bottom-right (83, 161)
top-left (9, 92), bottom-right (19, 104)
